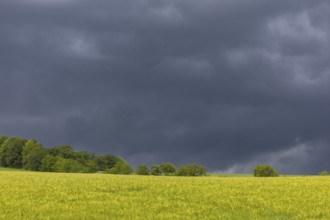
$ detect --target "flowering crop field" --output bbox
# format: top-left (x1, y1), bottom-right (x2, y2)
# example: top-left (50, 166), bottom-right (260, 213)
top-left (1, 171), bottom-right (330, 219)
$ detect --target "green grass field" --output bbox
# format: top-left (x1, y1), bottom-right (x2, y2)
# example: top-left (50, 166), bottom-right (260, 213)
top-left (1, 171), bottom-right (330, 219)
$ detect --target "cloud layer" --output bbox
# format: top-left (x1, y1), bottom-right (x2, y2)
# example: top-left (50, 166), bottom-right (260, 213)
top-left (1, 0), bottom-right (330, 173)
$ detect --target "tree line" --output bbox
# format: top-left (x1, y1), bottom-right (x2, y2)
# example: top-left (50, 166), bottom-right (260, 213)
top-left (0, 135), bottom-right (127, 173)
top-left (0, 135), bottom-right (206, 176)
top-left (135, 162), bottom-right (206, 176)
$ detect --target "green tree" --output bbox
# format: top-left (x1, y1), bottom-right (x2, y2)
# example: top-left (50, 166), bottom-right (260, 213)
top-left (151, 164), bottom-right (162, 176)
top-left (52, 157), bottom-right (85, 173)
top-left (75, 151), bottom-right (94, 163)
top-left (0, 135), bottom-right (9, 159)
top-left (254, 165), bottom-right (279, 177)
top-left (105, 161), bottom-right (132, 175)
top-left (136, 164), bottom-right (150, 175)
top-left (177, 165), bottom-right (188, 176)
top-left (0, 135), bottom-right (9, 147)
top-left (48, 145), bottom-right (76, 159)
top-left (22, 140), bottom-right (46, 171)
top-left (82, 160), bottom-right (98, 173)
top-left (0, 137), bottom-right (27, 168)
top-left (40, 155), bottom-right (95, 173)
top-left (0, 134), bottom-right (129, 174)
top-left (74, 151), bottom-right (98, 173)
top-left (160, 162), bottom-right (176, 175)
top-left (186, 164), bottom-right (206, 176)
top-left (177, 164), bottom-right (206, 176)
top-left (40, 155), bottom-right (59, 172)
top-left (95, 154), bottom-right (124, 171)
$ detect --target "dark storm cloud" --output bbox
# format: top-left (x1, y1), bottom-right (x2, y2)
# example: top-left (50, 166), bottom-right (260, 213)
top-left (1, 0), bottom-right (330, 174)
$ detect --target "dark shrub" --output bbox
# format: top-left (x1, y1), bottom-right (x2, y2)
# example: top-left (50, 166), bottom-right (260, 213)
top-left (160, 162), bottom-right (176, 175)
top-left (151, 164), bottom-right (162, 176)
top-left (136, 164), bottom-right (150, 175)
top-left (254, 165), bottom-right (279, 177)
top-left (177, 164), bottom-right (206, 176)
top-left (105, 161), bottom-right (132, 175)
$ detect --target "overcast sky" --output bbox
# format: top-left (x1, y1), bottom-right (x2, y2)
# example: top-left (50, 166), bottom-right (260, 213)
top-left (1, 0), bottom-right (330, 174)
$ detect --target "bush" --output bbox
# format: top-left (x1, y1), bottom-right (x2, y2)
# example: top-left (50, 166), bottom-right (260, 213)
top-left (177, 164), bottom-right (206, 176)
top-left (0, 137), bottom-right (27, 168)
top-left (22, 140), bottom-right (46, 171)
top-left (40, 155), bottom-right (59, 172)
top-left (52, 157), bottom-right (85, 173)
top-left (95, 154), bottom-right (124, 171)
top-left (82, 160), bottom-right (99, 173)
top-left (177, 166), bottom-right (188, 176)
top-left (319, 170), bottom-right (329, 176)
top-left (160, 162), bottom-right (176, 175)
top-left (151, 164), bottom-right (162, 176)
top-left (105, 161), bottom-right (132, 175)
top-left (136, 164), bottom-right (150, 175)
top-left (254, 165), bottom-right (279, 177)
top-left (0, 134), bottom-right (133, 174)
top-left (186, 164), bottom-right (206, 176)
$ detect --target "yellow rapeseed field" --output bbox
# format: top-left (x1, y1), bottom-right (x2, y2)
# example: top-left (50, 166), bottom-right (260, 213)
top-left (1, 171), bottom-right (330, 219)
